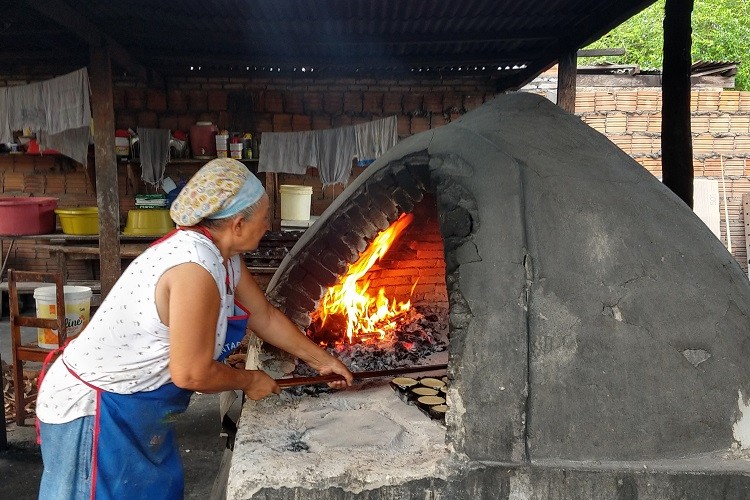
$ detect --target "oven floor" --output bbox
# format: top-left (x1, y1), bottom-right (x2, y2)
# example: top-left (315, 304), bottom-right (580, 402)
top-left (227, 379), bottom-right (450, 499)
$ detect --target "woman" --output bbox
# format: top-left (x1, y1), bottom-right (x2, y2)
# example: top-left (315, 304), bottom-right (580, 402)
top-left (36, 158), bottom-right (353, 499)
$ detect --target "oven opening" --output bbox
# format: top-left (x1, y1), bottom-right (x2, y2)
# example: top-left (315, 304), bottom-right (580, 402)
top-left (298, 193), bottom-right (449, 377)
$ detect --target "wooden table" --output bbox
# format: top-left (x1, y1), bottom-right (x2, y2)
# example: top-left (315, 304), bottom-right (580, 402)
top-left (0, 233), bottom-right (157, 279)
top-left (36, 242), bottom-right (150, 281)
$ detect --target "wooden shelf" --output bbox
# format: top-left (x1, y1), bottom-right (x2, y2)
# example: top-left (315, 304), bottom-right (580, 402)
top-left (119, 157), bottom-right (258, 165)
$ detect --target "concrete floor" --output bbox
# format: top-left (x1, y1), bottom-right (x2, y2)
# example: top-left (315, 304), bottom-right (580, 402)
top-left (0, 316), bottom-right (234, 499)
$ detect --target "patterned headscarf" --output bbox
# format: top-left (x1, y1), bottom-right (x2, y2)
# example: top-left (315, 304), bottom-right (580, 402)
top-left (170, 158), bottom-right (265, 226)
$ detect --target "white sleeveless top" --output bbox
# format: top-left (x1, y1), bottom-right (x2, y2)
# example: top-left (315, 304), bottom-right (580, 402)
top-left (36, 230), bottom-right (241, 424)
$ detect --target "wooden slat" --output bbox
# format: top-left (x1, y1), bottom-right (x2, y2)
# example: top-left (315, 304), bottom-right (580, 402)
top-left (13, 316), bottom-right (59, 329)
top-left (743, 194), bottom-right (750, 278)
top-left (16, 346), bottom-right (57, 363)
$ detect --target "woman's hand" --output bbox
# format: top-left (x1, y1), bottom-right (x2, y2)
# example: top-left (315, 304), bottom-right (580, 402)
top-left (244, 370), bottom-right (281, 400)
top-left (310, 354), bottom-right (354, 389)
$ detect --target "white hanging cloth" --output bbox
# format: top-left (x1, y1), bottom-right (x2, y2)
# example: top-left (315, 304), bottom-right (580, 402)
top-left (43, 68), bottom-right (92, 135)
top-left (0, 88), bottom-right (11, 144)
top-left (258, 115), bottom-right (398, 187)
top-left (2, 68), bottom-right (92, 164)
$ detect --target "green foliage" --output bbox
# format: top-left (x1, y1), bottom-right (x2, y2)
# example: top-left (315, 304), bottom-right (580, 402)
top-left (585, 0), bottom-right (750, 90)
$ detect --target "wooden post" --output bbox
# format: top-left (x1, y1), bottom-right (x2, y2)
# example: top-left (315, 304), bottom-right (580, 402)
top-left (266, 172), bottom-right (279, 230)
top-left (0, 350), bottom-right (6, 449)
top-left (662, 0), bottom-right (694, 208)
top-left (89, 45), bottom-right (121, 296)
top-left (557, 49), bottom-right (577, 113)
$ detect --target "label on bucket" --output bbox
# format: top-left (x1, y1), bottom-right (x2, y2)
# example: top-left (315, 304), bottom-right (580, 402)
top-left (37, 303), bottom-right (90, 349)
top-left (35, 287), bottom-right (92, 349)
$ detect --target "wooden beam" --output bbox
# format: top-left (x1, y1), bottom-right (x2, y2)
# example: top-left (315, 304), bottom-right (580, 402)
top-left (147, 50), bottom-right (541, 69)
top-left (576, 48), bottom-right (626, 58)
top-left (133, 29), bottom-right (559, 47)
top-left (557, 49), bottom-right (577, 113)
top-left (661, 0), bottom-right (694, 208)
top-left (24, 0), bottom-right (162, 86)
top-left (89, 45), bottom-right (121, 297)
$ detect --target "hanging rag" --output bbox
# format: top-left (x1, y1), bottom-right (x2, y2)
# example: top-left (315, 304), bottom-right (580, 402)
top-left (353, 115), bottom-right (398, 163)
top-left (137, 127), bottom-right (171, 186)
top-left (38, 126), bottom-right (91, 166)
top-left (316, 126), bottom-right (357, 187)
top-left (258, 130), bottom-right (317, 175)
top-left (7, 80), bottom-right (46, 132)
top-left (0, 88), bottom-right (11, 144)
top-left (42, 68), bottom-right (91, 135)
top-left (4, 68), bottom-right (92, 164)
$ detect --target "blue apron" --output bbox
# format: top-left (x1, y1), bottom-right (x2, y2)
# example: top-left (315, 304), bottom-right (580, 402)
top-left (41, 227), bottom-right (249, 499)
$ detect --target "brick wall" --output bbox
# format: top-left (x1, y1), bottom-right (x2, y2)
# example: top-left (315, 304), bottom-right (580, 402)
top-left (572, 88), bottom-right (750, 272)
top-left (1, 74), bottom-right (499, 279)
top-left (363, 194), bottom-right (448, 307)
top-left (2, 72), bottom-right (750, 277)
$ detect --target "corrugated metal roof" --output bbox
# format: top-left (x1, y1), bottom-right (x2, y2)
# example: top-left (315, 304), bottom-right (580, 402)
top-left (2, 0), bottom-right (657, 90)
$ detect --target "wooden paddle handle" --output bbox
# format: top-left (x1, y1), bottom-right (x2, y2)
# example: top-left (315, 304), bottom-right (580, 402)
top-left (275, 363), bottom-right (448, 388)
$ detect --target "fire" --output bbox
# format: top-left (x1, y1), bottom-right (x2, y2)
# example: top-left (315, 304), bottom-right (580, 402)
top-left (313, 213), bottom-right (416, 343)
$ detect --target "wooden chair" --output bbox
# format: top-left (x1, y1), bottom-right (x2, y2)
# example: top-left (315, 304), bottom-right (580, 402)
top-left (8, 269), bottom-right (66, 426)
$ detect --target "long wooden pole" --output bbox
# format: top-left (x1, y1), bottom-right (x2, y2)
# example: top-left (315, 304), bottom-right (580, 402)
top-left (557, 49), bottom-right (578, 113)
top-left (276, 363), bottom-right (448, 388)
top-left (89, 45), bottom-right (122, 296)
top-left (661, 0), bottom-right (694, 207)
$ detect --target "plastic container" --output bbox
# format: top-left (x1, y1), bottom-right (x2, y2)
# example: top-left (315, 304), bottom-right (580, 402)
top-left (279, 185), bottom-right (313, 221)
top-left (229, 142), bottom-right (243, 159)
top-left (34, 285), bottom-right (93, 349)
top-left (0, 197), bottom-right (58, 235)
top-left (216, 134), bottom-right (229, 158)
top-left (189, 122), bottom-right (219, 159)
top-left (123, 209), bottom-right (175, 236)
top-left (115, 129), bottom-right (130, 157)
top-left (55, 207), bottom-right (99, 235)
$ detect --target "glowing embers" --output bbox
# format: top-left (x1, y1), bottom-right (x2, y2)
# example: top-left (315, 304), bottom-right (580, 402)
top-left (310, 213), bottom-right (417, 345)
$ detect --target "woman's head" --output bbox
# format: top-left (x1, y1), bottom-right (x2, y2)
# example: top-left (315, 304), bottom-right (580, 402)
top-left (170, 158), bottom-right (265, 225)
top-left (170, 158), bottom-right (270, 251)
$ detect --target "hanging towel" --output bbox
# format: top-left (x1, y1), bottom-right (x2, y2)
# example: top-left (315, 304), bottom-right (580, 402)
top-left (137, 127), bottom-right (171, 186)
top-left (38, 126), bottom-right (91, 166)
top-left (258, 130), bottom-right (317, 175)
top-left (43, 68), bottom-right (91, 135)
top-left (316, 126), bottom-right (357, 187)
top-left (353, 115), bottom-right (398, 163)
top-left (0, 88), bottom-right (11, 144)
top-left (7, 80), bottom-right (46, 132)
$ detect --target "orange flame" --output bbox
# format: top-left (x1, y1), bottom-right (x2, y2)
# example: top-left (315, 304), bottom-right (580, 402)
top-left (314, 213), bottom-right (416, 343)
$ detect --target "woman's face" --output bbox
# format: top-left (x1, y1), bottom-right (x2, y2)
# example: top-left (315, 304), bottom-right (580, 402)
top-left (238, 195), bottom-right (271, 251)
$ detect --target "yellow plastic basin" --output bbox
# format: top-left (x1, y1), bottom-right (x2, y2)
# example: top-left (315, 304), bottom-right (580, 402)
top-left (123, 209), bottom-right (175, 236)
top-left (55, 207), bottom-right (99, 235)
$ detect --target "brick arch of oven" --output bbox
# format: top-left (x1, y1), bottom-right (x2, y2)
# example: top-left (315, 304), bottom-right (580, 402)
top-left (267, 151), bottom-right (479, 340)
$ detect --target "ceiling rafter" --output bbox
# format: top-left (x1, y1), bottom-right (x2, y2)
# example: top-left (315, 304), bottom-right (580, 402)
top-left (23, 0), bottom-right (163, 86)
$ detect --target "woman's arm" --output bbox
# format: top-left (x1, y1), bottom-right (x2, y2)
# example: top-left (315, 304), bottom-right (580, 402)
top-left (158, 262), bottom-right (280, 399)
top-left (235, 263), bottom-right (353, 388)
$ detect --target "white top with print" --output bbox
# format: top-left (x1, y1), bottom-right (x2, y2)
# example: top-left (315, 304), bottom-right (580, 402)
top-left (36, 230), bottom-right (241, 424)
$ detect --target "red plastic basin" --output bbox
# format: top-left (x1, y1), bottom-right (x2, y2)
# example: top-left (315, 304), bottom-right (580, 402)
top-left (0, 197), bottom-right (58, 235)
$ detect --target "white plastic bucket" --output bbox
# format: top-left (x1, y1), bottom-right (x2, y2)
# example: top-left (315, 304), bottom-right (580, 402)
top-left (279, 185), bottom-right (313, 221)
top-left (33, 285), bottom-right (93, 349)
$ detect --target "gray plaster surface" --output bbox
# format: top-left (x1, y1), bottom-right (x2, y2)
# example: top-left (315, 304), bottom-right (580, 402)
top-left (227, 381), bottom-right (449, 500)
top-left (263, 93), bottom-right (750, 472)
